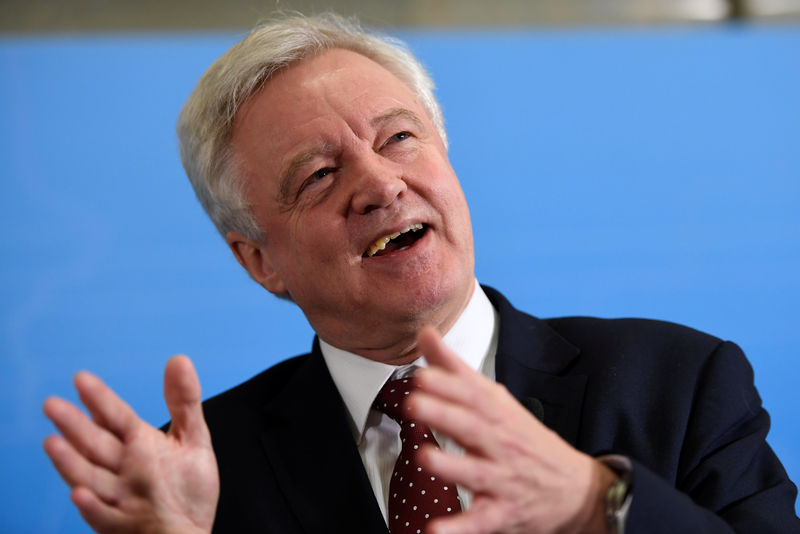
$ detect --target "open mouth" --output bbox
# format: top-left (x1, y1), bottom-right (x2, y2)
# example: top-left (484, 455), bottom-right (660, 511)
top-left (363, 223), bottom-right (427, 258)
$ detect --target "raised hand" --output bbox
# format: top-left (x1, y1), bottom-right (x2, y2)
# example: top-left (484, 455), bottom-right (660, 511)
top-left (43, 355), bottom-right (219, 534)
top-left (409, 327), bottom-right (616, 534)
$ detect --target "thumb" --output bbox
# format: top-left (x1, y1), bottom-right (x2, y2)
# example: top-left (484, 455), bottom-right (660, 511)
top-left (163, 355), bottom-right (210, 446)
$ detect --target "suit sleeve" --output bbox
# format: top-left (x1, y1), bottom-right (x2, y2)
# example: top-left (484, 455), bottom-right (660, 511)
top-left (624, 341), bottom-right (800, 533)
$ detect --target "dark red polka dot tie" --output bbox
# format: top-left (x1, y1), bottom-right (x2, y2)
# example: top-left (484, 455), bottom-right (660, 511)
top-left (374, 377), bottom-right (462, 534)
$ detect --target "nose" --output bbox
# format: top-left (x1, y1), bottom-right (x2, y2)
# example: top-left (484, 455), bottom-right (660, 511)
top-left (349, 152), bottom-right (407, 215)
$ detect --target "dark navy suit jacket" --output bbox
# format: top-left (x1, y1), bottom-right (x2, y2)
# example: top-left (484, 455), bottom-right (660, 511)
top-left (200, 287), bottom-right (800, 533)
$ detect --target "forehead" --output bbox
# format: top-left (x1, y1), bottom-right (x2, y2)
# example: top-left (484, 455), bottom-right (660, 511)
top-left (230, 48), bottom-right (426, 165)
top-left (233, 49), bottom-right (422, 136)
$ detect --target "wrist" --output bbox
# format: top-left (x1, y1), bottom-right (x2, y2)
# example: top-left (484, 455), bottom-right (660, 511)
top-left (560, 458), bottom-right (617, 534)
top-left (591, 461), bottom-right (621, 534)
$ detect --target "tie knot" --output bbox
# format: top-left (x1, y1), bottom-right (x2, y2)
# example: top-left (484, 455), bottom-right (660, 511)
top-left (374, 376), bottom-right (418, 423)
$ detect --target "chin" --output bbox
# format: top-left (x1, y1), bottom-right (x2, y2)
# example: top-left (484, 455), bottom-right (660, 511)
top-left (394, 269), bottom-right (473, 324)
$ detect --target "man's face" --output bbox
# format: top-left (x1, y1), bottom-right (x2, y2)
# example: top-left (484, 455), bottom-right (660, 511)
top-left (229, 49), bottom-right (475, 362)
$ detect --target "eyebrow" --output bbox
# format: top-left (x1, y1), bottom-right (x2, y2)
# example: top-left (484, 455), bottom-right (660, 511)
top-left (370, 107), bottom-right (425, 132)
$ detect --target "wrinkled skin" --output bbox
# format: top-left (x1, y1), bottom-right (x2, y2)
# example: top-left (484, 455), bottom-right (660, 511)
top-left (226, 49), bottom-right (475, 365)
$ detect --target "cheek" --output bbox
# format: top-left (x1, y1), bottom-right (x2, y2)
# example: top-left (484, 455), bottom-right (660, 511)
top-left (429, 177), bottom-right (473, 250)
top-left (287, 214), bottom-right (349, 267)
top-left (429, 175), bottom-right (470, 222)
top-left (421, 153), bottom-right (464, 206)
top-left (260, 216), bottom-right (310, 276)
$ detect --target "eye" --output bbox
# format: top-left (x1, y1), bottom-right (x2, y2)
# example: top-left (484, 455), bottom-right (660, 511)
top-left (387, 131), bottom-right (411, 144)
top-left (297, 167), bottom-right (336, 196)
top-left (379, 131), bottom-right (412, 151)
top-left (311, 167), bottom-right (335, 180)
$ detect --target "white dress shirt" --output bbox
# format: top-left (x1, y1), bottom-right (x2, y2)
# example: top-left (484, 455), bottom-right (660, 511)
top-left (320, 281), bottom-right (499, 522)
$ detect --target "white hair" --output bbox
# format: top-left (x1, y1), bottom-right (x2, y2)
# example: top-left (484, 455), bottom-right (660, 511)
top-left (177, 12), bottom-right (446, 242)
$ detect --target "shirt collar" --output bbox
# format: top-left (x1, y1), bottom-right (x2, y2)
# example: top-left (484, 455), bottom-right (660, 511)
top-left (319, 280), bottom-right (498, 443)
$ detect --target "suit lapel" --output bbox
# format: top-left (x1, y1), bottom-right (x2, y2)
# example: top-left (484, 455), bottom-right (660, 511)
top-left (484, 286), bottom-right (587, 447)
top-left (259, 340), bottom-right (388, 534)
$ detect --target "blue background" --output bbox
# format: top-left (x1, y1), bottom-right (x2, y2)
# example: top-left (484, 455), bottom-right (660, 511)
top-left (1, 25), bottom-right (798, 531)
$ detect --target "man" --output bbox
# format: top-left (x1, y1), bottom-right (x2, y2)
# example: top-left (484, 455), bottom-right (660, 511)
top-left (43, 13), bottom-right (799, 534)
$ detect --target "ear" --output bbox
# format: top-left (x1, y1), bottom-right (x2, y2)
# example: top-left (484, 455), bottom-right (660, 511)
top-left (226, 231), bottom-right (289, 296)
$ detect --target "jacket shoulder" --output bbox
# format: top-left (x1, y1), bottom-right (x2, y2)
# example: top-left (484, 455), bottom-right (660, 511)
top-left (544, 315), bottom-right (725, 366)
top-left (201, 353), bottom-right (310, 426)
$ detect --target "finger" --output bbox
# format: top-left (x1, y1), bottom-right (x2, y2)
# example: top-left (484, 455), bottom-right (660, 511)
top-left (419, 444), bottom-right (500, 495)
top-left (415, 366), bottom-right (508, 424)
top-left (408, 391), bottom-right (498, 457)
top-left (164, 355), bottom-right (211, 447)
top-left (74, 371), bottom-right (142, 441)
top-left (417, 327), bottom-right (473, 375)
top-left (43, 435), bottom-right (119, 503)
top-left (72, 486), bottom-right (130, 534)
top-left (43, 396), bottom-right (124, 471)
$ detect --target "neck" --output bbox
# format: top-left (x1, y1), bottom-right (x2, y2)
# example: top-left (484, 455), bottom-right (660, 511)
top-left (317, 279), bottom-right (476, 365)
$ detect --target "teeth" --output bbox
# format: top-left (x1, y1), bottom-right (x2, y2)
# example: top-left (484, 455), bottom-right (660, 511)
top-left (366, 223), bottom-right (424, 257)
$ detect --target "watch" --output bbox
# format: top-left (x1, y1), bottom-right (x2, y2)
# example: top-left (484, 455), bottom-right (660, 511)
top-left (604, 470), bottom-right (632, 534)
